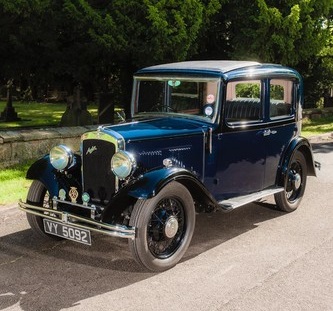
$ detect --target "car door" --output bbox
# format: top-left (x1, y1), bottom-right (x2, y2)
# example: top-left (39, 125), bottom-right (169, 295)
top-left (204, 79), bottom-right (266, 201)
top-left (262, 78), bottom-right (298, 188)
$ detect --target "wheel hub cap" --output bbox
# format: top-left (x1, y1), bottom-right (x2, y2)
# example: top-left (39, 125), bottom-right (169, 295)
top-left (292, 172), bottom-right (301, 190)
top-left (164, 216), bottom-right (179, 238)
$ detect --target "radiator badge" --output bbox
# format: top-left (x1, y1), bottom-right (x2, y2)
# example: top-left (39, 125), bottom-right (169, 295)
top-left (69, 187), bottom-right (79, 203)
top-left (82, 192), bottom-right (90, 206)
top-left (59, 189), bottom-right (66, 201)
top-left (86, 145), bottom-right (97, 155)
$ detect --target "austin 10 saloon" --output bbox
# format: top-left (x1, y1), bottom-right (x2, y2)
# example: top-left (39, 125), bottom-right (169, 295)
top-left (19, 61), bottom-right (317, 271)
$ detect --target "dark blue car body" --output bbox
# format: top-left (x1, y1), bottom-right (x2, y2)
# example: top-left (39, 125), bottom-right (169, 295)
top-left (20, 61), bottom-right (317, 271)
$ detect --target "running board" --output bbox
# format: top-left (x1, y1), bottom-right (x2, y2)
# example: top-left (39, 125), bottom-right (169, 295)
top-left (218, 187), bottom-right (284, 212)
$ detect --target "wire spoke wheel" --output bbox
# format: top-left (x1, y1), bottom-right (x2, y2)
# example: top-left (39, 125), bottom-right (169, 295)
top-left (147, 198), bottom-right (185, 259)
top-left (129, 182), bottom-right (195, 272)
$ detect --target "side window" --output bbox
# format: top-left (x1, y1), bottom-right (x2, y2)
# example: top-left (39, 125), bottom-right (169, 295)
top-left (225, 80), bottom-right (263, 124)
top-left (269, 79), bottom-right (294, 119)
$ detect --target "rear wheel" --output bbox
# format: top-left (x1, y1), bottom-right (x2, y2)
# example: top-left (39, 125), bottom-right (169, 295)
top-left (128, 182), bottom-right (195, 272)
top-left (26, 180), bottom-right (60, 239)
top-left (275, 151), bottom-right (307, 212)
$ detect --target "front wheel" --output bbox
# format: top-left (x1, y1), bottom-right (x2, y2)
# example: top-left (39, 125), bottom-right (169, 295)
top-left (128, 182), bottom-right (195, 272)
top-left (275, 151), bottom-right (307, 212)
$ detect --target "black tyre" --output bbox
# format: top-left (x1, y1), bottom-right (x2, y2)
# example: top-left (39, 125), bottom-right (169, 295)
top-left (275, 151), bottom-right (307, 212)
top-left (128, 182), bottom-right (195, 272)
top-left (26, 180), bottom-right (60, 239)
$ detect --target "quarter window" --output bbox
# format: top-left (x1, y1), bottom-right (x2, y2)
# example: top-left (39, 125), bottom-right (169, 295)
top-left (269, 79), bottom-right (294, 118)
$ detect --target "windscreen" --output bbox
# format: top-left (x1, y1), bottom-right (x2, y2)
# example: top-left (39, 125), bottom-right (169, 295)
top-left (133, 76), bottom-right (220, 122)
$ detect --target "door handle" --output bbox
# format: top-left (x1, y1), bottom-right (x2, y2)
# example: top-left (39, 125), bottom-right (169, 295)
top-left (263, 129), bottom-right (277, 136)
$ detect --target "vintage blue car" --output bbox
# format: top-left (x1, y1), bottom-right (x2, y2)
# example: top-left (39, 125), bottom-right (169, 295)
top-left (19, 61), bottom-right (317, 271)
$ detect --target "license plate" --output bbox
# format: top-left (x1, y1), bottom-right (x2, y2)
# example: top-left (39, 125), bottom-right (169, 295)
top-left (43, 219), bottom-right (92, 245)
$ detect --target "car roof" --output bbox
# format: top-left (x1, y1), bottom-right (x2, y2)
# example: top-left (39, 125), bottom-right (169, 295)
top-left (136, 60), bottom-right (300, 80)
top-left (138, 60), bottom-right (261, 74)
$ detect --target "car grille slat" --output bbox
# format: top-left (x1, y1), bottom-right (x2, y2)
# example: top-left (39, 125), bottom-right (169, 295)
top-left (82, 139), bottom-right (116, 204)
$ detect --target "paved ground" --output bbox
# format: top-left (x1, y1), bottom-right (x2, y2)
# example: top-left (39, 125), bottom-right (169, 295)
top-left (0, 134), bottom-right (332, 311)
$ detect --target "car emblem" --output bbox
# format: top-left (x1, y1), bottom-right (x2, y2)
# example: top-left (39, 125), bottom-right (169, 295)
top-left (69, 187), bottom-right (79, 203)
top-left (59, 189), bottom-right (66, 201)
top-left (82, 192), bottom-right (90, 206)
top-left (86, 146), bottom-right (97, 155)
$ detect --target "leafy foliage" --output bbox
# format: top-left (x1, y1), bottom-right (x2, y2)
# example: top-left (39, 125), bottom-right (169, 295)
top-left (198, 0), bottom-right (333, 106)
top-left (0, 0), bottom-right (332, 110)
top-left (235, 83), bottom-right (260, 98)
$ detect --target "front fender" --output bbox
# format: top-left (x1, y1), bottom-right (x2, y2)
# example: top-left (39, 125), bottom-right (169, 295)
top-left (26, 155), bottom-right (82, 198)
top-left (127, 167), bottom-right (198, 199)
top-left (102, 167), bottom-right (218, 223)
top-left (127, 167), bottom-right (218, 208)
top-left (102, 167), bottom-right (213, 223)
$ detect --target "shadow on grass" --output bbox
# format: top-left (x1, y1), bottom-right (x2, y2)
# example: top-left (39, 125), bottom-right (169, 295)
top-left (0, 101), bottom-right (98, 129)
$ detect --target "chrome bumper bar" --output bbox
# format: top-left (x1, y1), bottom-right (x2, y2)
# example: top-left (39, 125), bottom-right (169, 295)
top-left (18, 200), bottom-right (136, 240)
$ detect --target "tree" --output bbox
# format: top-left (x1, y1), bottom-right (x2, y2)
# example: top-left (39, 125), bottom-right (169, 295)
top-left (92, 0), bottom-right (221, 114)
top-left (0, 0), bottom-right (221, 121)
top-left (0, 0), bottom-right (54, 97)
top-left (198, 0), bottom-right (333, 107)
top-left (302, 13), bottom-right (333, 107)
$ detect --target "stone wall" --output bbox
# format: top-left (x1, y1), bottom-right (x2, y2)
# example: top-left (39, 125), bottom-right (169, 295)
top-left (0, 126), bottom-right (97, 168)
top-left (302, 107), bottom-right (333, 120)
top-left (1, 107), bottom-right (332, 169)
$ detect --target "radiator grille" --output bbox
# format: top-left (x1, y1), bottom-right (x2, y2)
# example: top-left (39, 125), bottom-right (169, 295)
top-left (82, 139), bottom-right (116, 205)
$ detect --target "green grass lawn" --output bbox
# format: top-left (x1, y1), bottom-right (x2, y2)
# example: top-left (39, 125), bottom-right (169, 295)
top-left (301, 116), bottom-right (333, 137)
top-left (0, 101), bottom-right (98, 129)
top-left (0, 161), bottom-right (32, 205)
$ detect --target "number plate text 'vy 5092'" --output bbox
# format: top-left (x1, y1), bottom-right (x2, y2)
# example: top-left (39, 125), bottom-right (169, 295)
top-left (43, 219), bottom-right (92, 245)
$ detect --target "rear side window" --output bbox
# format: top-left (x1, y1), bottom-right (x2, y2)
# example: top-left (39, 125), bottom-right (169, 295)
top-left (225, 80), bottom-right (263, 124)
top-left (269, 79), bottom-right (294, 119)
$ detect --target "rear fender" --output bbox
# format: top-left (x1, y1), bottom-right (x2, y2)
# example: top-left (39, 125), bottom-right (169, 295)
top-left (277, 136), bottom-right (317, 186)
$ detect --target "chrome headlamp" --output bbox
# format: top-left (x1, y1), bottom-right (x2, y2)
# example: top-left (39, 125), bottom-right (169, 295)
top-left (50, 145), bottom-right (74, 171)
top-left (111, 151), bottom-right (136, 179)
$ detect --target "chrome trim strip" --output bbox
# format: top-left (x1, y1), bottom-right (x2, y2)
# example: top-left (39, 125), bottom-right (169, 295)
top-left (81, 128), bottom-right (124, 148)
top-left (134, 75), bottom-right (222, 82)
top-left (81, 127), bottom-right (125, 193)
top-left (53, 197), bottom-right (99, 211)
top-left (208, 127), bottom-right (213, 154)
top-left (19, 200), bottom-right (136, 240)
top-left (219, 187), bottom-right (284, 211)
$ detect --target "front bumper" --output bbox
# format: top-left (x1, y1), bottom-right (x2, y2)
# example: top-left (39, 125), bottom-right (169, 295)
top-left (18, 199), bottom-right (136, 240)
